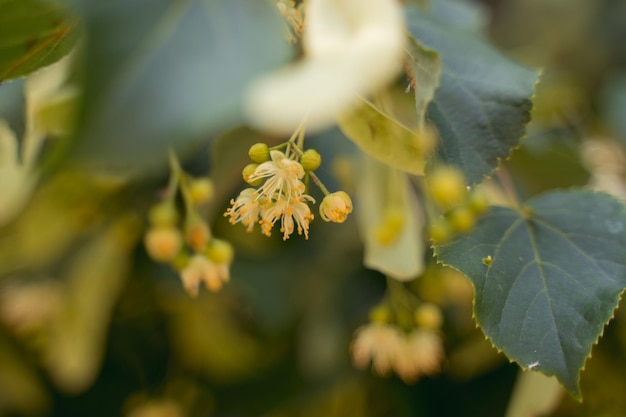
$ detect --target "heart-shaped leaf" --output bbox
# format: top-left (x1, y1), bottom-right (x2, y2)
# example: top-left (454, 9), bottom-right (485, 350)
top-left (434, 190), bottom-right (626, 398)
top-left (428, 0), bottom-right (489, 32)
top-left (406, 7), bottom-right (539, 184)
top-left (71, 0), bottom-right (291, 176)
top-left (0, 0), bottom-right (78, 82)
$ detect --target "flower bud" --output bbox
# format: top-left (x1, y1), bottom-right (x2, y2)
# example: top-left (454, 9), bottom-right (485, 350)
top-left (185, 214), bottom-right (211, 251)
top-left (427, 165), bottom-right (467, 210)
top-left (300, 149), bottom-right (322, 171)
top-left (189, 177), bottom-right (214, 205)
top-left (148, 201), bottom-right (178, 227)
top-left (319, 191), bottom-right (352, 223)
top-left (248, 143), bottom-right (270, 163)
top-left (448, 206), bottom-right (476, 233)
top-left (144, 226), bottom-right (183, 262)
top-left (429, 217), bottom-right (452, 244)
top-left (369, 305), bottom-right (392, 323)
top-left (468, 188), bottom-right (489, 215)
top-left (414, 303), bottom-right (444, 330)
top-left (242, 163), bottom-right (263, 186)
top-left (206, 238), bottom-right (234, 265)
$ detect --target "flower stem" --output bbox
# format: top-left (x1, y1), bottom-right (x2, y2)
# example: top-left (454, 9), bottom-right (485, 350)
top-left (166, 150), bottom-right (182, 200)
top-left (309, 171), bottom-right (330, 195)
top-left (168, 150), bottom-right (197, 218)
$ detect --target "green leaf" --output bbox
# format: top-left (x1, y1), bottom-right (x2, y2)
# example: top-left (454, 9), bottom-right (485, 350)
top-left (429, 0), bottom-right (489, 33)
top-left (71, 0), bottom-right (291, 176)
top-left (434, 190), bottom-right (626, 398)
top-left (0, 0), bottom-right (78, 82)
top-left (405, 7), bottom-right (539, 184)
top-left (336, 97), bottom-right (431, 175)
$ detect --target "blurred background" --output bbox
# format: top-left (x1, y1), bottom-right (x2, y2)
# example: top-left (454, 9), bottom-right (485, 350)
top-left (1, 0), bottom-right (626, 416)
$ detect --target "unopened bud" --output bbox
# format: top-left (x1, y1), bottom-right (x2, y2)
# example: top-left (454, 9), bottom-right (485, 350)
top-left (206, 238), bottom-right (234, 265)
top-left (144, 227), bottom-right (183, 262)
top-left (448, 206), bottom-right (476, 233)
top-left (369, 305), bottom-right (392, 323)
top-left (468, 189), bottom-right (489, 215)
top-left (148, 201), bottom-right (178, 226)
top-left (242, 163), bottom-right (263, 186)
top-left (189, 177), bottom-right (214, 205)
top-left (415, 303), bottom-right (444, 330)
top-left (185, 214), bottom-right (211, 251)
top-left (427, 165), bottom-right (467, 210)
top-left (429, 217), bottom-right (452, 244)
top-left (300, 149), bottom-right (322, 171)
top-left (248, 143), bottom-right (270, 163)
top-left (319, 191), bottom-right (352, 223)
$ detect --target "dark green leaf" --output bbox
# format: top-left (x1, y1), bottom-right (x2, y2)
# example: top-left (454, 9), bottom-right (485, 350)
top-left (429, 0), bottom-right (489, 33)
top-left (406, 7), bottom-right (539, 184)
top-left (71, 0), bottom-right (291, 175)
top-left (0, 0), bottom-right (78, 82)
top-left (434, 190), bottom-right (626, 398)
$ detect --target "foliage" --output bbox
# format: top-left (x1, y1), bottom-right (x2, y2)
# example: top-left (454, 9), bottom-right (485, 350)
top-left (2, 0), bottom-right (626, 416)
top-left (0, 0), bottom-right (78, 82)
top-left (435, 190), bottom-right (626, 398)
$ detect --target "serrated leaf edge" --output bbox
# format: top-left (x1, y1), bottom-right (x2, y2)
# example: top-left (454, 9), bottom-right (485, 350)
top-left (431, 187), bottom-right (626, 400)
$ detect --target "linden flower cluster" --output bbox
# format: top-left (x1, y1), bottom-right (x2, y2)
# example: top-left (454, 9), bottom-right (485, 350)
top-left (144, 155), bottom-right (234, 297)
top-left (352, 322), bottom-right (444, 383)
top-left (226, 141), bottom-right (353, 240)
top-left (352, 298), bottom-right (445, 383)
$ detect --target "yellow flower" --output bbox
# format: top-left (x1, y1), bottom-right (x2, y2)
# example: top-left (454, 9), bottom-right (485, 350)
top-left (351, 323), bottom-right (444, 383)
top-left (245, 0), bottom-right (406, 133)
top-left (144, 226), bottom-right (183, 262)
top-left (319, 191), bottom-right (353, 223)
top-left (351, 322), bottom-right (404, 377)
top-left (250, 150), bottom-right (306, 201)
top-left (225, 188), bottom-right (264, 232)
top-left (260, 195), bottom-right (315, 240)
top-left (188, 177), bottom-right (214, 205)
top-left (179, 254), bottom-right (230, 297)
top-left (393, 329), bottom-right (444, 383)
top-left (226, 151), bottom-right (317, 239)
